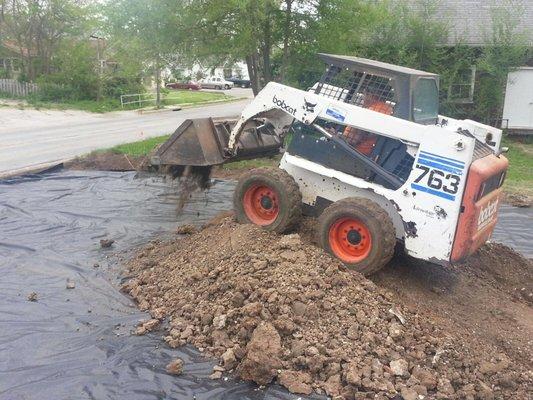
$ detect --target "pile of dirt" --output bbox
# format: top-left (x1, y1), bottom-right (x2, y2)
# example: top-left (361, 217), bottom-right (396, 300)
top-left (122, 217), bottom-right (532, 399)
top-left (66, 152), bottom-right (147, 171)
top-left (501, 192), bottom-right (532, 208)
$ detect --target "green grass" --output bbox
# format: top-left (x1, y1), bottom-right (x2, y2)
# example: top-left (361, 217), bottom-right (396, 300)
top-left (0, 90), bottom-right (234, 113)
top-left (222, 156), bottom-right (281, 170)
top-left (30, 98), bottom-right (122, 113)
top-left (160, 90), bottom-right (230, 106)
top-left (109, 135), bottom-right (171, 157)
top-left (502, 136), bottom-right (533, 196)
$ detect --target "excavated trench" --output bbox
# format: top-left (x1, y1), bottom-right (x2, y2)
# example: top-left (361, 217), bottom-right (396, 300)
top-left (0, 169), bottom-right (531, 399)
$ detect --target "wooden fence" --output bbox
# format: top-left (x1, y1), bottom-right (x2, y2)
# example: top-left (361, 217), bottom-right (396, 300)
top-left (0, 79), bottom-right (39, 97)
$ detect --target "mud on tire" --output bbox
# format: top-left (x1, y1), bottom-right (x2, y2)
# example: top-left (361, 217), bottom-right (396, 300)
top-left (317, 197), bottom-right (396, 275)
top-left (234, 167), bottom-right (302, 233)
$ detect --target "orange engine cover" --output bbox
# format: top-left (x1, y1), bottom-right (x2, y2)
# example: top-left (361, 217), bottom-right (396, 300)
top-left (451, 154), bottom-right (508, 262)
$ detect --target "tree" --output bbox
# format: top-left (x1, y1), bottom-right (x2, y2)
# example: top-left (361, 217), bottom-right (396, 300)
top-left (105, 0), bottom-right (183, 106)
top-left (475, 0), bottom-right (532, 122)
top-left (180, 0), bottom-right (291, 95)
top-left (0, 0), bottom-right (92, 81)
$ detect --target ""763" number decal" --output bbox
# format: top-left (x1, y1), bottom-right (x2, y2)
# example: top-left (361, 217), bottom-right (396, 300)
top-left (414, 165), bottom-right (461, 194)
top-left (411, 151), bottom-right (465, 201)
top-left (411, 165), bottom-right (462, 201)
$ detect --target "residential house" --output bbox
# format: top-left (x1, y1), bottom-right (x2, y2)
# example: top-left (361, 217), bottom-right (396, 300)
top-left (405, 0), bottom-right (533, 132)
top-left (0, 40), bottom-right (38, 80)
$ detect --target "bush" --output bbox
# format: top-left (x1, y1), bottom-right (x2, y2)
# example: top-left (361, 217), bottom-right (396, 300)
top-left (33, 82), bottom-right (77, 102)
top-left (104, 76), bottom-right (145, 98)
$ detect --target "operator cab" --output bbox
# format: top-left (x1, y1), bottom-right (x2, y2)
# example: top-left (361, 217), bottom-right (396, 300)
top-left (313, 53), bottom-right (440, 125)
top-left (288, 54), bottom-right (441, 190)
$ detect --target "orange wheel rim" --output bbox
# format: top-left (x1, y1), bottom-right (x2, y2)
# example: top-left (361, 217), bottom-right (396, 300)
top-left (242, 184), bottom-right (279, 226)
top-left (328, 217), bottom-right (372, 263)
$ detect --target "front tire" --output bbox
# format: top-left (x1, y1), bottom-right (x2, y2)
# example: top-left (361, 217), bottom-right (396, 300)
top-left (234, 167), bottom-right (301, 233)
top-left (317, 198), bottom-right (395, 275)
top-left (224, 84), bottom-right (230, 90)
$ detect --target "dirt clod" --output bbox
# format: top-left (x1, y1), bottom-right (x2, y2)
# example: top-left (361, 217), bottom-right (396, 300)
top-left (100, 239), bottom-right (115, 248)
top-left (135, 318), bottom-right (160, 335)
top-left (27, 292), bottom-right (38, 302)
top-left (166, 358), bottom-right (184, 375)
top-left (237, 322), bottom-right (282, 385)
top-left (176, 224), bottom-right (197, 235)
top-left (123, 218), bottom-right (532, 399)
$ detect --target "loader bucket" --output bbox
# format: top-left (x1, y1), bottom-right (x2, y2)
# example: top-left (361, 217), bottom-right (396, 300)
top-left (151, 118), bottom-right (282, 168)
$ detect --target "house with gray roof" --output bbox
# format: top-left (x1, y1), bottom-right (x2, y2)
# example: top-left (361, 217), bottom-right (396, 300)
top-left (402, 0), bottom-right (533, 133)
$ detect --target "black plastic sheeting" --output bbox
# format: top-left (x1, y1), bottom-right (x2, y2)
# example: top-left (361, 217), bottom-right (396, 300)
top-left (0, 170), bottom-right (317, 400)
top-left (0, 170), bottom-right (530, 400)
top-left (491, 203), bottom-right (533, 258)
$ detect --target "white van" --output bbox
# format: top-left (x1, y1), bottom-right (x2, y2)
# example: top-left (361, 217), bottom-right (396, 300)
top-left (199, 76), bottom-right (234, 90)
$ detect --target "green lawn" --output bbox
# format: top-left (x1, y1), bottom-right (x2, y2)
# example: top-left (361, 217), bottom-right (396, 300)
top-left (109, 135), bottom-right (171, 157)
top-left (0, 90), bottom-right (234, 113)
top-left (222, 156), bottom-right (280, 170)
top-left (160, 90), bottom-right (230, 106)
top-left (502, 136), bottom-right (533, 196)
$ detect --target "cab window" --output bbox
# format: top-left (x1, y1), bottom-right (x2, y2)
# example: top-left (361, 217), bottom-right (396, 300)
top-left (413, 78), bottom-right (438, 124)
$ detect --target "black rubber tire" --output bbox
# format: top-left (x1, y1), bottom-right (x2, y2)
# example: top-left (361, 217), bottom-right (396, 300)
top-left (317, 197), bottom-right (395, 275)
top-left (224, 84), bottom-right (230, 90)
top-left (234, 167), bottom-right (302, 233)
top-left (215, 85), bottom-right (221, 90)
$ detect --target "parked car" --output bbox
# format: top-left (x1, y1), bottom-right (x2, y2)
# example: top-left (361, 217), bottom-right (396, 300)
top-left (166, 81), bottom-right (202, 90)
top-left (199, 76), bottom-right (234, 90)
top-left (226, 76), bottom-right (251, 88)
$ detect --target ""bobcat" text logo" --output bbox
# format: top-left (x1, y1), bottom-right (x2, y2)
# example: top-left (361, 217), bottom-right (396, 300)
top-left (477, 199), bottom-right (498, 230)
top-left (272, 95), bottom-right (296, 115)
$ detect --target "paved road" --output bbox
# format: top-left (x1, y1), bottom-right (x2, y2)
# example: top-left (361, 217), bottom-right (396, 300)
top-left (0, 96), bottom-right (251, 177)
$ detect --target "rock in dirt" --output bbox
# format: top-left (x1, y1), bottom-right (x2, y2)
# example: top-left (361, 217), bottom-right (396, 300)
top-left (66, 279), bottom-right (75, 289)
top-left (122, 217), bottom-right (533, 399)
top-left (27, 292), bottom-right (38, 302)
top-left (100, 239), bottom-right (115, 248)
top-left (389, 358), bottom-right (409, 376)
top-left (401, 387), bottom-right (419, 400)
top-left (135, 318), bottom-right (160, 335)
top-left (277, 370), bottom-right (313, 395)
top-left (176, 224), bottom-right (197, 235)
top-left (209, 370), bottom-right (222, 380)
top-left (237, 322), bottom-right (282, 385)
top-left (166, 358), bottom-right (184, 375)
top-left (221, 347), bottom-right (237, 370)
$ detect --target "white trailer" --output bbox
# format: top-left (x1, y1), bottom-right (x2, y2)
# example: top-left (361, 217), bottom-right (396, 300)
top-left (502, 67), bottom-right (533, 135)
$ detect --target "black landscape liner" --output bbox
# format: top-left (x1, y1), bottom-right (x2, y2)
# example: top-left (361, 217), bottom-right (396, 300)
top-left (0, 170), bottom-right (316, 400)
top-left (0, 170), bottom-right (530, 400)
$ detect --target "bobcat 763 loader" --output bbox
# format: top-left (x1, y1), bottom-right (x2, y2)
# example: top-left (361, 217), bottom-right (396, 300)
top-left (152, 54), bottom-right (508, 275)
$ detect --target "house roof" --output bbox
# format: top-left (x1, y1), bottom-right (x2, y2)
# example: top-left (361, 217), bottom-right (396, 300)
top-left (404, 0), bottom-right (533, 46)
top-left (1, 40), bottom-right (38, 58)
top-left (318, 53), bottom-right (438, 77)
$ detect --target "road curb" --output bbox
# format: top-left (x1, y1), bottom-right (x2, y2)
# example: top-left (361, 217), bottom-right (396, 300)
top-left (135, 97), bottom-right (248, 115)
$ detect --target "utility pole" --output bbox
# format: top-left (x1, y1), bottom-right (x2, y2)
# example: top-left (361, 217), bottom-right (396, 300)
top-left (91, 34), bottom-right (104, 102)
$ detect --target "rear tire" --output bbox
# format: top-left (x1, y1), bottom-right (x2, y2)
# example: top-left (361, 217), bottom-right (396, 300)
top-left (234, 167), bottom-right (301, 233)
top-left (215, 85), bottom-right (221, 90)
top-left (317, 198), bottom-right (395, 275)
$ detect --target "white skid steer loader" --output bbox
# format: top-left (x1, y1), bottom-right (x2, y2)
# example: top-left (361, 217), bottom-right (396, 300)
top-left (152, 54), bottom-right (508, 275)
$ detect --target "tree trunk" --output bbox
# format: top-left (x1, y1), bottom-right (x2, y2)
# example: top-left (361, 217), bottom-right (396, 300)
top-left (246, 53), bottom-right (261, 96)
top-left (155, 60), bottom-right (161, 107)
top-left (280, 0), bottom-right (293, 83)
top-left (261, 2), bottom-right (272, 84)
